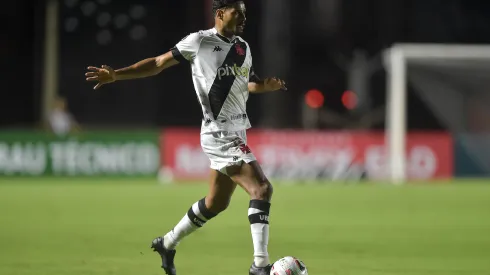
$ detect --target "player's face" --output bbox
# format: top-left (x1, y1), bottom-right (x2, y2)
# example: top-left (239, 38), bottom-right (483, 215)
top-left (222, 2), bottom-right (246, 35)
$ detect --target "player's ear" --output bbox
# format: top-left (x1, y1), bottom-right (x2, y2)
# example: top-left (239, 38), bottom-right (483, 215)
top-left (216, 9), bottom-right (224, 20)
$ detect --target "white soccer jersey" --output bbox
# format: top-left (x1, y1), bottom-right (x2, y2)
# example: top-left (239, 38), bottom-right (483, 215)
top-left (171, 28), bottom-right (259, 134)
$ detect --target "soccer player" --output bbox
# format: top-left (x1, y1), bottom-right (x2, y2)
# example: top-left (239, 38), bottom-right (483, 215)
top-left (85, 1), bottom-right (286, 274)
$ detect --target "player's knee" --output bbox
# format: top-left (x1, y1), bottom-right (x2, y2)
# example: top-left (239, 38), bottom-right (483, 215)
top-left (251, 180), bottom-right (273, 201)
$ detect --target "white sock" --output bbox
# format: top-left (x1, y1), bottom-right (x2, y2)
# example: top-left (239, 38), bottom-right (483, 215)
top-left (163, 198), bottom-right (217, 250)
top-left (248, 200), bottom-right (271, 267)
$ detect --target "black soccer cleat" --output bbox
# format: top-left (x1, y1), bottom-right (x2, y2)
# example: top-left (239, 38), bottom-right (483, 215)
top-left (249, 263), bottom-right (272, 275)
top-left (151, 237), bottom-right (177, 275)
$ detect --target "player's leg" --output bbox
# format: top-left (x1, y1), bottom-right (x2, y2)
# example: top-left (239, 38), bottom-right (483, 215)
top-left (162, 169), bottom-right (237, 248)
top-left (226, 161), bottom-right (273, 273)
top-left (152, 169), bottom-right (237, 275)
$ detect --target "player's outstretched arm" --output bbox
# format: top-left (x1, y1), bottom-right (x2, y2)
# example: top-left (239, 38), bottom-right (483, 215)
top-left (248, 77), bottom-right (287, 93)
top-left (85, 51), bottom-right (179, 90)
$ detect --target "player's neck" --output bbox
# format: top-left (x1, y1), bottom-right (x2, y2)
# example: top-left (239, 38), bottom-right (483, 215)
top-left (214, 25), bottom-right (235, 39)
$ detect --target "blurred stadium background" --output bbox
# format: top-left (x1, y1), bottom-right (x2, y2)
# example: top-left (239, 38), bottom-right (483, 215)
top-left (1, 0), bottom-right (490, 274)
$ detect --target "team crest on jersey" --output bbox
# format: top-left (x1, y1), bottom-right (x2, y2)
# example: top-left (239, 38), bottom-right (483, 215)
top-left (235, 44), bottom-right (245, 56)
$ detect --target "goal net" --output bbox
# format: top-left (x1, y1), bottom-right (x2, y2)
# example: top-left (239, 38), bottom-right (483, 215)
top-left (383, 44), bottom-right (490, 183)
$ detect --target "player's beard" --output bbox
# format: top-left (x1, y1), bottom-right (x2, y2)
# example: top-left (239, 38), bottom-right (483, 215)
top-left (235, 24), bottom-right (245, 35)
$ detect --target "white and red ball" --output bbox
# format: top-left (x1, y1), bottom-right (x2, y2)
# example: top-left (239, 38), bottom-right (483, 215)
top-left (270, 256), bottom-right (308, 275)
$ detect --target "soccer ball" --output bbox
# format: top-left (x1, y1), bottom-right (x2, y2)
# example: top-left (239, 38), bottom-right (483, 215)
top-left (270, 256), bottom-right (308, 275)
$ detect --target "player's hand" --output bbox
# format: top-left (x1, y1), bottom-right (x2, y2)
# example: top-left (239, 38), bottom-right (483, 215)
top-left (264, 77), bottom-right (287, 91)
top-left (85, 65), bottom-right (116, 89)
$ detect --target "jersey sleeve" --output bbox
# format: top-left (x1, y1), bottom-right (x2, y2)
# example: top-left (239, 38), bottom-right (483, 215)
top-left (171, 32), bottom-right (202, 63)
top-left (246, 43), bottom-right (261, 82)
top-left (249, 66), bottom-right (261, 82)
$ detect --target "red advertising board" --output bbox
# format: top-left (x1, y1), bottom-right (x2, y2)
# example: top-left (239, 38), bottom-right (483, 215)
top-left (160, 129), bottom-right (453, 181)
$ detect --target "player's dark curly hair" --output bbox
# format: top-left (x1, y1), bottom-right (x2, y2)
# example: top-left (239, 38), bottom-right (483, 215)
top-left (212, 0), bottom-right (242, 16)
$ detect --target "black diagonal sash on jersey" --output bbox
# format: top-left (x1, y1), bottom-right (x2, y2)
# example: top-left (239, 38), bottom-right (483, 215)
top-left (208, 41), bottom-right (248, 120)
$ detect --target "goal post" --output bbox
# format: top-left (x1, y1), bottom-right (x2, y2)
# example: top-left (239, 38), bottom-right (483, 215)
top-left (384, 46), bottom-right (407, 184)
top-left (383, 43), bottom-right (490, 184)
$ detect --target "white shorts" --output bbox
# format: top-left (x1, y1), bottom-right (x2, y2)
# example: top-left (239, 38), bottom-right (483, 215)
top-left (200, 130), bottom-right (257, 174)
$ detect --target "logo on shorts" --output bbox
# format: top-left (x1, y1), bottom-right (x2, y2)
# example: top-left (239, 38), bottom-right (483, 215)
top-left (231, 114), bottom-right (247, 121)
top-left (203, 118), bottom-right (212, 125)
top-left (239, 144), bottom-right (252, 154)
top-left (233, 156), bottom-right (239, 161)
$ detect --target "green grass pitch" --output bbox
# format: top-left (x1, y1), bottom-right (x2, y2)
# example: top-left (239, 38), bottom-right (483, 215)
top-left (1, 178), bottom-right (490, 275)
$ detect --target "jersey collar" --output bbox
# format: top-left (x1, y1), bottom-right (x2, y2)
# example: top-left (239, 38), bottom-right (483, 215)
top-left (212, 28), bottom-right (237, 43)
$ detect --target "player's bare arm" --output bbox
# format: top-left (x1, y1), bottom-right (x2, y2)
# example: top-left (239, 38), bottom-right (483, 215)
top-left (248, 77), bottom-right (287, 93)
top-left (85, 51), bottom-right (179, 90)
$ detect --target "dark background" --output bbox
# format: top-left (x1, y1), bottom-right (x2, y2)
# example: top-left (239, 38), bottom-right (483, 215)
top-left (3, 0), bottom-right (490, 130)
